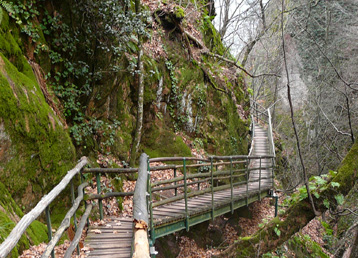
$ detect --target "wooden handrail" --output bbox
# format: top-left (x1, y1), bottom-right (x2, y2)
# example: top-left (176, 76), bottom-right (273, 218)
top-left (132, 153), bottom-right (150, 258)
top-left (82, 167), bottom-right (138, 173)
top-left (64, 203), bottom-right (93, 258)
top-left (0, 157), bottom-right (88, 258)
top-left (42, 182), bottom-right (88, 257)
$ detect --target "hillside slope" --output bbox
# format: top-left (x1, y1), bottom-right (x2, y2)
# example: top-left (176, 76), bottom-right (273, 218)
top-left (0, 0), bottom-right (250, 255)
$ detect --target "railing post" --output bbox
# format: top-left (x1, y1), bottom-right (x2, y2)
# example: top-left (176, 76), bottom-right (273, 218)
top-left (210, 157), bottom-right (214, 220)
top-left (271, 157), bottom-right (275, 188)
top-left (70, 179), bottom-right (80, 255)
top-left (274, 194), bottom-right (278, 217)
top-left (80, 172), bottom-right (90, 227)
top-left (197, 162), bottom-right (200, 190)
top-left (133, 153), bottom-right (151, 257)
top-left (230, 157), bottom-right (234, 214)
top-left (259, 157), bottom-right (262, 201)
top-left (183, 158), bottom-right (189, 231)
top-left (148, 158), bottom-right (155, 245)
top-left (96, 173), bottom-right (103, 220)
top-left (45, 206), bottom-right (55, 258)
top-left (246, 158), bottom-right (249, 206)
top-left (174, 168), bottom-right (177, 196)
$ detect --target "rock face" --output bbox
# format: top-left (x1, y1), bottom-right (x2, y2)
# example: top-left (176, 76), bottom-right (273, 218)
top-left (0, 8), bottom-right (75, 255)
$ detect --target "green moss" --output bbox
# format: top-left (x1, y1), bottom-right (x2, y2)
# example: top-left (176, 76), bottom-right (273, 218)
top-left (201, 18), bottom-right (226, 55)
top-left (0, 23), bottom-right (76, 204)
top-left (174, 7), bottom-right (185, 19)
top-left (336, 180), bottom-right (358, 236)
top-left (332, 141), bottom-right (358, 194)
top-left (143, 125), bottom-right (192, 158)
top-left (287, 234), bottom-right (329, 258)
top-left (27, 220), bottom-right (48, 244)
top-left (0, 210), bottom-right (23, 257)
top-left (0, 182), bottom-right (47, 257)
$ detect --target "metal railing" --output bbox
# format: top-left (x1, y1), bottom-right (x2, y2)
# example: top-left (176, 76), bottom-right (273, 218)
top-left (1, 102), bottom-right (276, 258)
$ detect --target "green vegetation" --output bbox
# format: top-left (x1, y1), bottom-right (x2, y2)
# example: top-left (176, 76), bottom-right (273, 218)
top-left (143, 125), bottom-right (192, 158)
top-left (0, 182), bottom-right (47, 257)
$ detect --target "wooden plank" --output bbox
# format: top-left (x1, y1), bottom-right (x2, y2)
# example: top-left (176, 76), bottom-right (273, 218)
top-left (86, 217), bottom-right (134, 258)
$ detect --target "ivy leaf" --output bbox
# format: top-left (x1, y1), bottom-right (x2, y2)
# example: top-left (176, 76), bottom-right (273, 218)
top-left (323, 199), bottom-right (330, 209)
top-left (313, 192), bottom-right (320, 199)
top-left (331, 182), bottom-right (340, 188)
top-left (274, 226), bottom-right (281, 237)
top-left (329, 170), bottom-right (338, 177)
top-left (313, 176), bottom-right (327, 185)
top-left (335, 194), bottom-right (344, 205)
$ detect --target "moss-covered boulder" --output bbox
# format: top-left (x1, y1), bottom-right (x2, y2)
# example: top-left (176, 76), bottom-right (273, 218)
top-left (0, 7), bottom-right (75, 211)
top-left (0, 182), bottom-right (48, 257)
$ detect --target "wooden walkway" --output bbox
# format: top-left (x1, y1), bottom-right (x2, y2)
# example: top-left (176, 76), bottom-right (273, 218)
top-left (85, 217), bottom-right (133, 258)
top-left (152, 124), bottom-right (273, 233)
top-left (84, 124), bottom-right (273, 257)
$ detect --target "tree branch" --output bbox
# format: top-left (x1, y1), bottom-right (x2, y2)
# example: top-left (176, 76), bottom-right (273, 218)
top-left (281, 0), bottom-right (319, 216)
top-left (202, 51), bottom-right (281, 78)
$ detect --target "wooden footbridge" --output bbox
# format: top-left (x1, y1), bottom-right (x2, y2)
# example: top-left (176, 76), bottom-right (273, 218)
top-left (0, 105), bottom-right (276, 258)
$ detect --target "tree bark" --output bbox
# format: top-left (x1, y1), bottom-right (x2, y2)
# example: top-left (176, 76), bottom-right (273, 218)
top-left (130, 1), bottom-right (144, 167)
top-left (130, 46), bottom-right (144, 167)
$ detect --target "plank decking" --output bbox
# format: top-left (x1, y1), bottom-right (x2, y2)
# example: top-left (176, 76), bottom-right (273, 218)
top-left (85, 217), bottom-right (133, 258)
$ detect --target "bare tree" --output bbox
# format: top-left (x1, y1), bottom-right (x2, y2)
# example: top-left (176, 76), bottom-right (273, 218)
top-left (281, 0), bottom-right (319, 216)
top-left (130, 0), bottom-right (145, 166)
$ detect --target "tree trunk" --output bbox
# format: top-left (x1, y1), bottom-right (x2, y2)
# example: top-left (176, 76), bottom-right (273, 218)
top-left (130, 46), bottom-right (144, 167)
top-left (130, 1), bottom-right (144, 167)
top-left (280, 0), bottom-right (319, 216)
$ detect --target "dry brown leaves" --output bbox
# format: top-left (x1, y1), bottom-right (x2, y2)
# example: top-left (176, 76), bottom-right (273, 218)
top-left (177, 236), bottom-right (219, 258)
top-left (239, 198), bottom-right (275, 237)
top-left (141, 1), bottom-right (208, 61)
top-left (19, 240), bottom-right (89, 258)
top-left (300, 215), bottom-right (333, 257)
top-left (176, 222), bottom-right (238, 257)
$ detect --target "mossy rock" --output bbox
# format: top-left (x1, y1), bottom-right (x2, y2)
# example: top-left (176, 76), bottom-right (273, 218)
top-left (143, 124), bottom-right (192, 158)
top-left (285, 234), bottom-right (329, 258)
top-left (0, 182), bottom-right (47, 257)
top-left (0, 11), bottom-right (76, 207)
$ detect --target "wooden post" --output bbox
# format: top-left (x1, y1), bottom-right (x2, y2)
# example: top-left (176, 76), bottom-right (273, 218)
top-left (96, 173), bottom-right (103, 220)
top-left (210, 157), bottom-right (214, 220)
top-left (133, 153), bottom-right (150, 258)
top-left (230, 158), bottom-right (234, 214)
top-left (45, 207), bottom-right (55, 258)
top-left (174, 168), bottom-right (177, 196)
